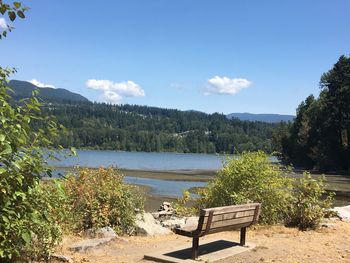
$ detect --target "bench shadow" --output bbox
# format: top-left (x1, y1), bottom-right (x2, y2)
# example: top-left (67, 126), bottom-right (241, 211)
top-left (164, 240), bottom-right (240, 260)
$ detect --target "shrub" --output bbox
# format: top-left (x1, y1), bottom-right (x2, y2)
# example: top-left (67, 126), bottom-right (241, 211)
top-left (0, 180), bottom-right (63, 261)
top-left (0, 68), bottom-right (65, 260)
top-left (20, 181), bottom-right (63, 260)
top-left (62, 168), bottom-right (144, 234)
top-left (198, 151), bottom-right (292, 224)
top-left (286, 172), bottom-right (334, 230)
top-left (172, 190), bottom-right (197, 217)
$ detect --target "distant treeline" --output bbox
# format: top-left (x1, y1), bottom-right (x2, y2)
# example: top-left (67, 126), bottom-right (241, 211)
top-left (41, 103), bottom-right (282, 154)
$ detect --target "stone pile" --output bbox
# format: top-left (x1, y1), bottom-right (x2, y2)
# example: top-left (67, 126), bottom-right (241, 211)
top-left (151, 201), bottom-right (175, 219)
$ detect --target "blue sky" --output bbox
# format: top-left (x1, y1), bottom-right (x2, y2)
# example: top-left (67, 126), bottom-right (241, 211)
top-left (1, 0), bottom-right (349, 115)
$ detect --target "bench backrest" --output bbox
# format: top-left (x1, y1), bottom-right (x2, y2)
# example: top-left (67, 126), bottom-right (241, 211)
top-left (196, 203), bottom-right (261, 236)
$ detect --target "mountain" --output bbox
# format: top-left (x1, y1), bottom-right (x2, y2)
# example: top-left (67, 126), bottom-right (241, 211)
top-left (227, 112), bottom-right (294, 123)
top-left (7, 80), bottom-right (89, 103)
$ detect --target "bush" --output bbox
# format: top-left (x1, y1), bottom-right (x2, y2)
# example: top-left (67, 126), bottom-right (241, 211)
top-left (62, 168), bottom-right (144, 234)
top-left (286, 172), bottom-right (334, 230)
top-left (0, 69), bottom-right (65, 260)
top-left (21, 182), bottom-right (63, 260)
top-left (172, 190), bottom-right (197, 217)
top-left (198, 151), bottom-right (292, 224)
top-left (0, 180), bottom-right (63, 261)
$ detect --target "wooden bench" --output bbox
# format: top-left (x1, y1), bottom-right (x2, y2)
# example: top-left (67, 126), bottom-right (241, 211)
top-left (174, 203), bottom-right (261, 259)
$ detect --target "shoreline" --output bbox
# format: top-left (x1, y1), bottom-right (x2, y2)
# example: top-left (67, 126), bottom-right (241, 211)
top-left (54, 166), bottom-right (216, 182)
top-left (53, 166), bottom-right (350, 207)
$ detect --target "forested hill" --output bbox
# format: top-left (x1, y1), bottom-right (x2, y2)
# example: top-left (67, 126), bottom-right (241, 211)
top-left (42, 102), bottom-right (282, 154)
top-left (8, 80), bottom-right (89, 103)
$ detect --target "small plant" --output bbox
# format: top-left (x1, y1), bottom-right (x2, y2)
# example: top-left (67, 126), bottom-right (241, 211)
top-left (286, 172), bottom-right (334, 230)
top-left (198, 151), bottom-right (293, 224)
top-left (172, 190), bottom-right (197, 216)
top-left (62, 167), bottom-right (144, 234)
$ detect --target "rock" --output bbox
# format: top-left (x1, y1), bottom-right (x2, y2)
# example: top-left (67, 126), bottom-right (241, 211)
top-left (51, 254), bottom-right (72, 262)
top-left (151, 212), bottom-right (160, 219)
top-left (161, 218), bottom-right (186, 229)
top-left (158, 210), bottom-right (173, 216)
top-left (69, 237), bottom-right (115, 252)
top-left (85, 226), bottom-right (117, 238)
top-left (158, 202), bottom-right (174, 213)
top-left (332, 205), bottom-right (350, 222)
top-left (95, 226), bottom-right (117, 238)
top-left (184, 216), bottom-right (199, 227)
top-left (159, 216), bottom-right (199, 230)
top-left (135, 213), bottom-right (172, 236)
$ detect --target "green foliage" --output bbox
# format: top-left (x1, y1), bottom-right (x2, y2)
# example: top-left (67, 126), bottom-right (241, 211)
top-left (61, 168), bottom-right (144, 234)
top-left (0, 1), bottom-right (28, 39)
top-left (282, 55), bottom-right (350, 171)
top-left (31, 102), bottom-right (281, 154)
top-left (19, 181), bottom-right (63, 260)
top-left (0, 2), bottom-right (64, 260)
top-left (172, 190), bottom-right (197, 217)
top-left (198, 151), bottom-right (292, 224)
top-left (286, 173), bottom-right (334, 230)
top-left (0, 70), bottom-right (64, 260)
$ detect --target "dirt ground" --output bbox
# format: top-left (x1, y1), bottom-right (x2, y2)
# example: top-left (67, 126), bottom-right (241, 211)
top-left (53, 220), bottom-right (350, 263)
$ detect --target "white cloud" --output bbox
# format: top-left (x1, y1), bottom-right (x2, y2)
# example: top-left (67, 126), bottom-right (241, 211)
top-left (0, 18), bottom-right (8, 30)
top-left (86, 79), bottom-right (145, 103)
top-left (29, 79), bottom-right (56, 89)
top-left (205, 76), bottom-right (252, 95)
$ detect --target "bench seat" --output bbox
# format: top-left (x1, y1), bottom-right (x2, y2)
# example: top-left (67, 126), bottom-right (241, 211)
top-left (174, 203), bottom-right (261, 259)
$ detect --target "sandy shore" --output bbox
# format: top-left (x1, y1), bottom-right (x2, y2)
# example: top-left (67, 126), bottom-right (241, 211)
top-left (119, 168), bottom-right (215, 182)
top-left (53, 220), bottom-right (350, 263)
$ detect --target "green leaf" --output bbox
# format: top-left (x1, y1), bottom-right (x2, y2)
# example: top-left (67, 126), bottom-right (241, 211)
top-left (13, 2), bottom-right (22, 8)
top-left (0, 145), bottom-right (12, 155)
top-left (0, 134), bottom-right (5, 142)
top-left (17, 10), bottom-right (25, 18)
top-left (8, 11), bottom-right (16, 21)
top-left (0, 6), bottom-right (6, 15)
top-left (2, 215), bottom-right (9, 223)
top-left (21, 231), bottom-right (31, 245)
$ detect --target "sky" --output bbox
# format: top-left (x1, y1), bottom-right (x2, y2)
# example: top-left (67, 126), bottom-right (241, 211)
top-left (1, 0), bottom-right (349, 115)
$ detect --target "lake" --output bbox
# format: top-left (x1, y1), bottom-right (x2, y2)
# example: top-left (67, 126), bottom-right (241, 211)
top-left (52, 150), bottom-right (278, 198)
top-left (51, 150), bottom-right (350, 205)
top-left (52, 150), bottom-right (229, 170)
top-left (51, 150), bottom-right (224, 198)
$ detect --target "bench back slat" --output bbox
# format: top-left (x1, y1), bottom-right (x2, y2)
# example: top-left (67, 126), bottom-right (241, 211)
top-left (211, 209), bottom-right (256, 222)
top-left (199, 222), bottom-right (253, 235)
top-left (196, 203), bottom-right (261, 235)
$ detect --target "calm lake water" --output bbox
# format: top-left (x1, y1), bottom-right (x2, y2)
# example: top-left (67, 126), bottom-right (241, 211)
top-left (52, 150), bottom-right (278, 198)
top-left (53, 150), bottom-right (228, 170)
top-left (52, 150), bottom-right (224, 197)
top-left (124, 176), bottom-right (206, 197)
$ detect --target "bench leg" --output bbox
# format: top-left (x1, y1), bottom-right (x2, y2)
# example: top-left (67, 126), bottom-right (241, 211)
top-left (240, 227), bottom-right (246, 246)
top-left (192, 237), bottom-right (199, 259)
